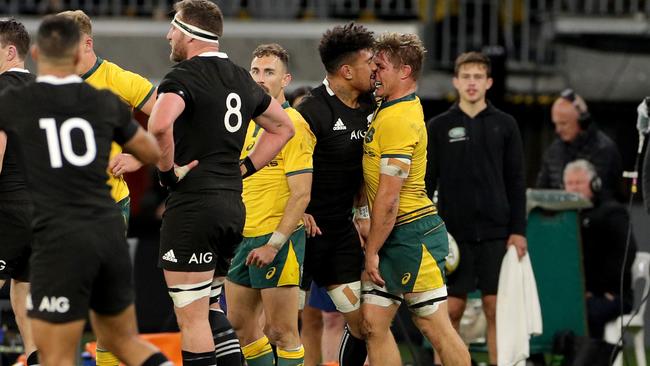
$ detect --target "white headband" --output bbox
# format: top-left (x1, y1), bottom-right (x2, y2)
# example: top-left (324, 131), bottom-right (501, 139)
top-left (171, 14), bottom-right (220, 44)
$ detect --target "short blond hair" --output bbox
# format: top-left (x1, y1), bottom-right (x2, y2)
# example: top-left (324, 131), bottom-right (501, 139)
top-left (375, 32), bottom-right (426, 81)
top-left (57, 10), bottom-right (92, 36)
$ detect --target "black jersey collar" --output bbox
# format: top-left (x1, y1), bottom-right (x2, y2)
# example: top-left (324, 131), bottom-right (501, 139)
top-left (37, 74), bottom-right (83, 85)
top-left (281, 101), bottom-right (290, 109)
top-left (377, 92), bottom-right (416, 112)
top-left (81, 56), bottom-right (103, 80)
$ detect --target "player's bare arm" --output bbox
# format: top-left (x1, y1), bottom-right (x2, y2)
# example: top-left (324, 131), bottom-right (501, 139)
top-left (247, 172), bottom-right (312, 267)
top-left (364, 174), bottom-right (405, 286)
top-left (148, 92), bottom-right (185, 171)
top-left (122, 126), bottom-right (161, 166)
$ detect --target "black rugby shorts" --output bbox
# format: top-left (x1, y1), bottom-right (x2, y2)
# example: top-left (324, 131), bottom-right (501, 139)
top-left (28, 215), bottom-right (134, 323)
top-left (304, 217), bottom-right (363, 287)
top-left (159, 190), bottom-right (244, 273)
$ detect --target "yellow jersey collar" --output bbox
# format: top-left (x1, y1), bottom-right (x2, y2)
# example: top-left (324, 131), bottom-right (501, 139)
top-left (80, 56), bottom-right (103, 80)
top-left (377, 92), bottom-right (416, 112)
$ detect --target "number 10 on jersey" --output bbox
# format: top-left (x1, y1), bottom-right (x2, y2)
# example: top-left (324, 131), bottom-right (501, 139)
top-left (39, 118), bottom-right (97, 168)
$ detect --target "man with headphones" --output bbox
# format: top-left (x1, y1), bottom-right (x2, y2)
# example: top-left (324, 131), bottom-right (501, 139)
top-left (563, 159), bottom-right (636, 339)
top-left (537, 89), bottom-right (623, 199)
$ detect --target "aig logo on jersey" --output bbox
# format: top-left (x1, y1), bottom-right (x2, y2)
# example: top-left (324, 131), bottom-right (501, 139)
top-left (448, 127), bottom-right (468, 143)
top-left (189, 252), bottom-right (213, 264)
top-left (0, 260), bottom-right (7, 271)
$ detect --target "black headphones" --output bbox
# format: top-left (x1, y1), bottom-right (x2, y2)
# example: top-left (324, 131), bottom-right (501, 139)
top-left (590, 172), bottom-right (602, 193)
top-left (562, 159), bottom-right (602, 193)
top-left (560, 88), bottom-right (592, 129)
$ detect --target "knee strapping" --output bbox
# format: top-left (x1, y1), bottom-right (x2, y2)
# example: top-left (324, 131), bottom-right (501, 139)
top-left (167, 279), bottom-right (212, 308)
top-left (361, 281), bottom-right (403, 307)
top-left (327, 282), bottom-right (361, 313)
top-left (210, 277), bottom-right (225, 305)
top-left (298, 289), bottom-right (306, 310)
top-left (406, 286), bottom-right (448, 316)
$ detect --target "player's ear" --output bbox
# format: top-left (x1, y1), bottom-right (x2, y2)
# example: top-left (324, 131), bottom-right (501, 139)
top-left (400, 64), bottom-right (412, 80)
top-left (84, 36), bottom-right (93, 53)
top-left (340, 64), bottom-right (353, 80)
top-left (6, 45), bottom-right (16, 62)
top-left (30, 45), bottom-right (39, 63)
top-left (281, 73), bottom-right (292, 88)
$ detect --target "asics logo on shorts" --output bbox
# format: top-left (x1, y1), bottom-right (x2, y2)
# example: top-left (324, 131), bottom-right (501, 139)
top-left (266, 267), bottom-right (276, 279)
top-left (38, 296), bottom-right (70, 313)
top-left (162, 250), bottom-right (178, 263)
top-left (401, 272), bottom-right (412, 285)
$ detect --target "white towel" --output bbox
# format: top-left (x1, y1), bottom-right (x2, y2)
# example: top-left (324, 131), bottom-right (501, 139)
top-left (496, 245), bottom-right (543, 366)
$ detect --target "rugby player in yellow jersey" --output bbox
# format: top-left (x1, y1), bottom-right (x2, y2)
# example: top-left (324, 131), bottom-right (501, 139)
top-left (57, 10), bottom-right (157, 366)
top-left (360, 33), bottom-right (470, 366)
top-left (226, 43), bottom-right (314, 366)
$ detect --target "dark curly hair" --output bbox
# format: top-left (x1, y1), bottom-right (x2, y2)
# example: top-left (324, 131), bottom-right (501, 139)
top-left (318, 23), bottom-right (374, 74)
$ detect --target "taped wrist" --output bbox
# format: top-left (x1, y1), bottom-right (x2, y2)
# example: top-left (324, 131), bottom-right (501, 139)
top-left (267, 231), bottom-right (288, 250)
top-left (240, 156), bottom-right (257, 179)
top-left (158, 168), bottom-right (178, 188)
top-left (354, 205), bottom-right (370, 219)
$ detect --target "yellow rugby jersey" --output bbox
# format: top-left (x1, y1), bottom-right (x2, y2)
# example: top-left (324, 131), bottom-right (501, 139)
top-left (82, 57), bottom-right (155, 203)
top-left (362, 93), bottom-right (436, 225)
top-left (241, 102), bottom-right (316, 237)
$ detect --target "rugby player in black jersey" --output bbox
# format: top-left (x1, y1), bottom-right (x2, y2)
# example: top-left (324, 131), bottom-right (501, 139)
top-left (0, 16), bottom-right (170, 366)
top-left (147, 1), bottom-right (294, 365)
top-left (296, 23), bottom-right (376, 366)
top-left (0, 18), bottom-right (38, 366)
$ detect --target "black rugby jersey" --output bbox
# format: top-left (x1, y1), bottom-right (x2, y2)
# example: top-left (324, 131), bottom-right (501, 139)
top-left (296, 80), bottom-right (375, 220)
top-left (0, 75), bottom-right (138, 228)
top-left (0, 69), bottom-right (35, 197)
top-left (158, 52), bottom-right (271, 193)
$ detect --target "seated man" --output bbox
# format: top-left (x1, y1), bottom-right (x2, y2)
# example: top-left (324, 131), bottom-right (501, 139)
top-left (537, 90), bottom-right (622, 199)
top-left (563, 159), bottom-right (637, 339)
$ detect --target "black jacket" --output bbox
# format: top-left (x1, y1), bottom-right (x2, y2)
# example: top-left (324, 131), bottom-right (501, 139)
top-left (580, 196), bottom-right (636, 301)
top-left (426, 103), bottom-right (526, 242)
top-left (536, 124), bottom-right (622, 198)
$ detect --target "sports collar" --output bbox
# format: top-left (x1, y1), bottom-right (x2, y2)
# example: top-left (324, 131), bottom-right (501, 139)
top-left (323, 78), bottom-right (335, 96)
top-left (377, 93), bottom-right (417, 112)
top-left (198, 51), bottom-right (228, 59)
top-left (36, 74), bottom-right (83, 85)
top-left (7, 67), bottom-right (29, 73)
top-left (281, 101), bottom-right (290, 109)
top-left (80, 56), bottom-right (103, 80)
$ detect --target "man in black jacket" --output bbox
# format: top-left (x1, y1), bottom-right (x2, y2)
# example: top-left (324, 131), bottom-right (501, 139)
top-left (563, 159), bottom-right (636, 339)
top-left (536, 90), bottom-right (622, 199)
top-left (426, 51), bottom-right (527, 366)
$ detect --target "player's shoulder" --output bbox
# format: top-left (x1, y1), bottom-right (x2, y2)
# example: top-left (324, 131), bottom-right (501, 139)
top-left (98, 58), bottom-right (125, 73)
top-left (0, 71), bottom-right (35, 93)
top-left (296, 85), bottom-right (331, 115)
top-left (286, 107), bottom-right (312, 132)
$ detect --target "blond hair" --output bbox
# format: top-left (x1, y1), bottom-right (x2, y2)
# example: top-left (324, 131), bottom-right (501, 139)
top-left (375, 32), bottom-right (426, 81)
top-left (57, 10), bottom-right (92, 36)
